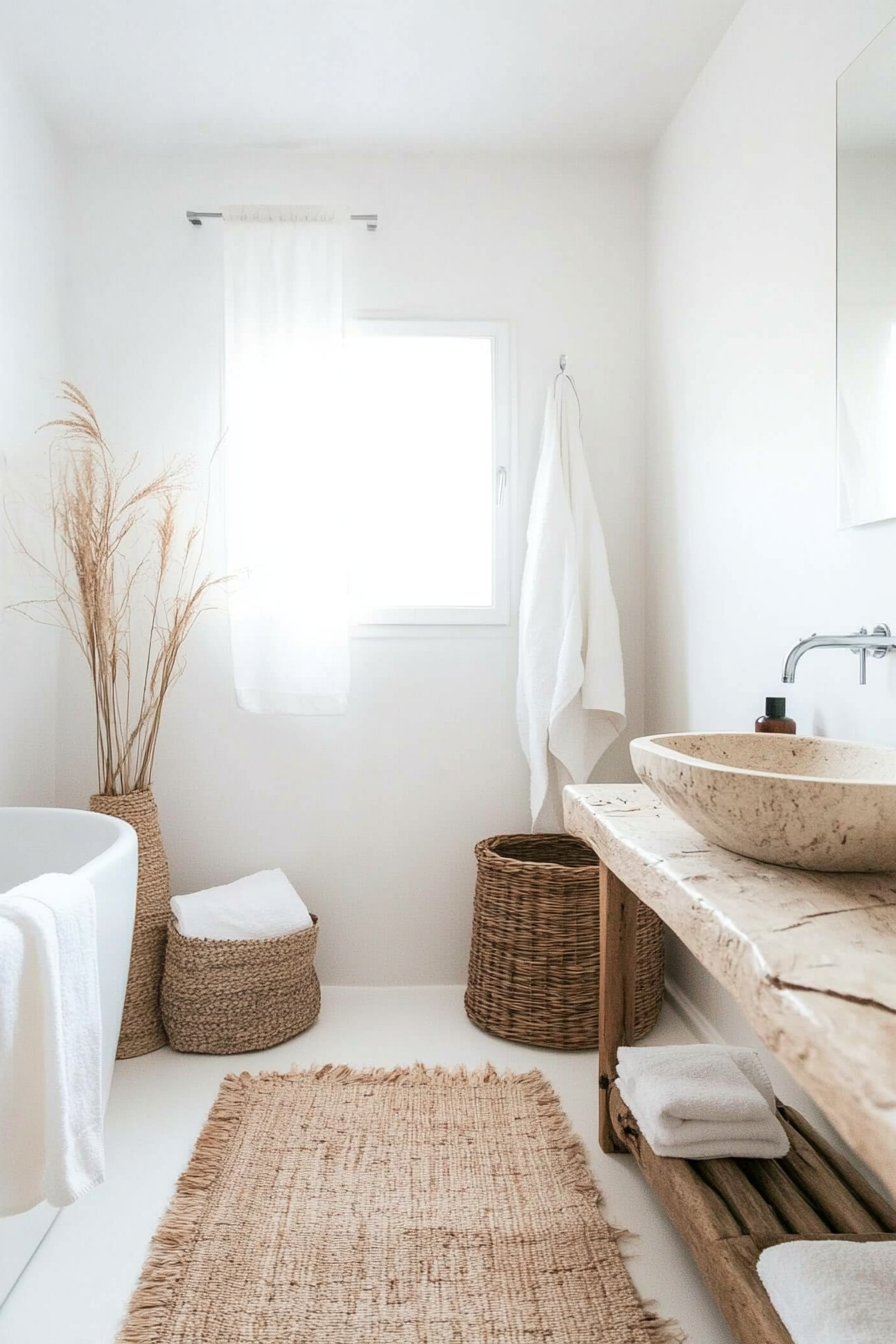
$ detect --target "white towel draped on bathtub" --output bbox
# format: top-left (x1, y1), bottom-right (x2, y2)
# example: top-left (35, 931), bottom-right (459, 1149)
top-left (517, 372), bottom-right (626, 830)
top-left (0, 874), bottom-right (105, 1215)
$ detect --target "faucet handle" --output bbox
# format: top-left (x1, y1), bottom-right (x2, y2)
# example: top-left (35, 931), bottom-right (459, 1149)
top-left (851, 628), bottom-right (869, 684)
top-left (872, 624), bottom-right (892, 657)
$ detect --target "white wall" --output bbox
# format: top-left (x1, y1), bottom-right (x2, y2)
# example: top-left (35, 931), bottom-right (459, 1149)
top-left (0, 57), bottom-right (63, 806)
top-left (648, 0), bottom-right (896, 1165)
top-left (60, 149), bottom-right (647, 983)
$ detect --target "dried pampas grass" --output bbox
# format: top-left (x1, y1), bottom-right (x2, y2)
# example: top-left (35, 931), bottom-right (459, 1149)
top-left (9, 382), bottom-right (224, 796)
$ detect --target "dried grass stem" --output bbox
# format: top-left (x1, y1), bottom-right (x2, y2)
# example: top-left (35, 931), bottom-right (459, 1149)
top-left (9, 382), bottom-right (223, 795)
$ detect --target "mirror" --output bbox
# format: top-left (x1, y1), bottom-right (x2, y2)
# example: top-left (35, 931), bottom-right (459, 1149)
top-left (837, 18), bottom-right (896, 528)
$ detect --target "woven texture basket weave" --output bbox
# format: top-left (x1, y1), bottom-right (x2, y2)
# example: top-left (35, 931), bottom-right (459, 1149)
top-left (465, 835), bottom-right (664, 1050)
top-left (161, 917), bottom-right (320, 1054)
top-left (89, 788), bottom-right (170, 1059)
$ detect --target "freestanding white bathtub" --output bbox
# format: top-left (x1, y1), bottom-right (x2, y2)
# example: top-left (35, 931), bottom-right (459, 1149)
top-left (0, 807), bottom-right (138, 1305)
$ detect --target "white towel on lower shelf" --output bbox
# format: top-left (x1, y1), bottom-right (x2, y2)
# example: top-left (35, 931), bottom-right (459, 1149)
top-left (757, 1240), bottom-right (896, 1344)
top-left (616, 1044), bottom-right (789, 1159)
top-left (171, 868), bottom-right (313, 941)
top-left (0, 874), bottom-right (104, 1216)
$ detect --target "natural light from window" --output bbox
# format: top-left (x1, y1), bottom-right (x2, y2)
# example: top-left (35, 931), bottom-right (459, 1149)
top-left (344, 331), bottom-right (497, 619)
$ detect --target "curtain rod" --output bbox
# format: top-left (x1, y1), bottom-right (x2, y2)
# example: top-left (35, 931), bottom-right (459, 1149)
top-left (186, 210), bottom-right (378, 232)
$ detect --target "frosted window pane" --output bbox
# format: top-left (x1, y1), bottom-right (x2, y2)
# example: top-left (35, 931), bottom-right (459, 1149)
top-left (345, 335), bottom-right (494, 610)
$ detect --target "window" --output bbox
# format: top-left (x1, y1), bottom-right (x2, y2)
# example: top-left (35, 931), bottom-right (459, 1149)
top-left (344, 320), bottom-right (511, 626)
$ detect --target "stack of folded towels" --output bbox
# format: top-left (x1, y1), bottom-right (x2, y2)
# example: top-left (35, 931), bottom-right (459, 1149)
top-left (171, 868), bottom-right (313, 941)
top-left (615, 1043), bottom-right (789, 1159)
top-left (757, 1240), bottom-right (896, 1344)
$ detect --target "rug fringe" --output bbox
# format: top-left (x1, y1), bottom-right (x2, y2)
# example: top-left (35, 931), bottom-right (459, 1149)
top-left (522, 1070), bottom-right (686, 1344)
top-left (642, 1308), bottom-right (688, 1343)
top-left (274, 1060), bottom-right (546, 1088)
top-left (114, 1073), bottom-right (249, 1344)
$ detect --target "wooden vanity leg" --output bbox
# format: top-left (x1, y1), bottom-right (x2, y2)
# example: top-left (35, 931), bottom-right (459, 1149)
top-left (599, 862), bottom-right (639, 1153)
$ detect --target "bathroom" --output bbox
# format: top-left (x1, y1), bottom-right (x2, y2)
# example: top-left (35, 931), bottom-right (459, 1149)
top-left (0, 1), bottom-right (894, 1341)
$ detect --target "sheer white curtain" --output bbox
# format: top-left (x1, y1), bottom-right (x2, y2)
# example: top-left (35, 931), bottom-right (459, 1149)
top-left (223, 206), bottom-right (350, 714)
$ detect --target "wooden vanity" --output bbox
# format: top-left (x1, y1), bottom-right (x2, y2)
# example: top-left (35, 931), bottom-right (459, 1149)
top-left (564, 784), bottom-right (896, 1344)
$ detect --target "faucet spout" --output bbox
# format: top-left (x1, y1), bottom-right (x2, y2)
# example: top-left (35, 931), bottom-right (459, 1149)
top-left (782, 626), bottom-right (896, 683)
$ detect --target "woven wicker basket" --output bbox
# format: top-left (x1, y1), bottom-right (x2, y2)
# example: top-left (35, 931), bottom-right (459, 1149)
top-left (465, 835), bottom-right (664, 1050)
top-left (90, 787), bottom-right (170, 1059)
top-left (161, 916), bottom-right (320, 1054)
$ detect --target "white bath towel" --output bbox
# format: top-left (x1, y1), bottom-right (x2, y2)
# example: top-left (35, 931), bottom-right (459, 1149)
top-left (171, 868), bottom-right (313, 941)
top-left (0, 874), bottom-right (104, 1215)
top-left (517, 372), bottom-right (626, 831)
top-left (616, 1044), bottom-right (789, 1159)
top-left (757, 1240), bottom-right (896, 1344)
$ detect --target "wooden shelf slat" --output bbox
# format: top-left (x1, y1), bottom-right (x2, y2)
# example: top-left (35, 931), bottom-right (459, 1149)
top-left (607, 1084), bottom-right (896, 1344)
top-left (776, 1115), bottom-right (884, 1234)
top-left (778, 1105), bottom-right (896, 1233)
top-left (738, 1157), bottom-right (830, 1236)
top-left (694, 1159), bottom-right (788, 1241)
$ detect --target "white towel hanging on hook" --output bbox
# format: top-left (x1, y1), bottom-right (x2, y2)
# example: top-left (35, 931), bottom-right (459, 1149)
top-left (516, 359), bottom-right (626, 830)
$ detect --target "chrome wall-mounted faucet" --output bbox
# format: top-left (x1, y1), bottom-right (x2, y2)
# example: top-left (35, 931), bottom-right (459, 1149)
top-left (782, 625), bottom-right (896, 685)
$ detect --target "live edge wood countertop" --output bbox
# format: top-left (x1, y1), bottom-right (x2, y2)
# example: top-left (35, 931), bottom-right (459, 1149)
top-left (564, 783), bottom-right (896, 1201)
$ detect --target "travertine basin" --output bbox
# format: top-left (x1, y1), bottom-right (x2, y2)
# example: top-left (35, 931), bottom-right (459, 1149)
top-left (630, 732), bottom-right (896, 872)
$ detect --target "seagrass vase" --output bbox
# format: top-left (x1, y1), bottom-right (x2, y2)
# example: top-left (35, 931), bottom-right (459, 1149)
top-left (90, 787), bottom-right (170, 1058)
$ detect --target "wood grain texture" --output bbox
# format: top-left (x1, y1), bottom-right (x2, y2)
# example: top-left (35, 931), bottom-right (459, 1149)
top-left (776, 1115), bottom-right (885, 1234)
top-left (598, 863), bottom-right (640, 1152)
top-left (778, 1106), bottom-right (896, 1232)
top-left (565, 783), bottom-right (896, 1198)
top-left (737, 1158), bottom-right (829, 1236)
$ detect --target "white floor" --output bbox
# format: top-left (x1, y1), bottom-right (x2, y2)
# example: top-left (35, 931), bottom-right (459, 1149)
top-left (0, 988), bottom-right (736, 1344)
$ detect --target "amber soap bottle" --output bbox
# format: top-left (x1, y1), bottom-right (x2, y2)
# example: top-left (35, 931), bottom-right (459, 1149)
top-left (755, 697), bottom-right (796, 734)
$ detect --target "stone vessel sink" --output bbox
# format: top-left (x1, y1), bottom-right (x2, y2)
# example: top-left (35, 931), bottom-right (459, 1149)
top-left (629, 732), bottom-right (896, 872)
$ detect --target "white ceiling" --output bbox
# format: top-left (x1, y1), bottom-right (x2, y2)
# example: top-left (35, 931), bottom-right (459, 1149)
top-left (0, 0), bottom-right (744, 152)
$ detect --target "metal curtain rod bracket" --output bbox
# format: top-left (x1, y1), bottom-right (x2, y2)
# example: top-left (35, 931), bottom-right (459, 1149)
top-left (186, 210), bottom-right (378, 232)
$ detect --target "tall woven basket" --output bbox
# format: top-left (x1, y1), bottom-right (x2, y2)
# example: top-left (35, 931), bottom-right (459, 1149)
top-left (90, 788), bottom-right (170, 1058)
top-left (465, 834), bottom-right (664, 1050)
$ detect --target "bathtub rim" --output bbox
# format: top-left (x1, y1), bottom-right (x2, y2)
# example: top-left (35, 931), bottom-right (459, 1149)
top-left (0, 806), bottom-right (137, 890)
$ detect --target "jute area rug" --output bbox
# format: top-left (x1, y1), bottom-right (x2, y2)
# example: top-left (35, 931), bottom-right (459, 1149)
top-left (118, 1065), bottom-right (678, 1343)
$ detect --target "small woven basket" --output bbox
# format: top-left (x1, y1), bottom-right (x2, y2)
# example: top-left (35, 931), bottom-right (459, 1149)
top-left (161, 916), bottom-right (320, 1054)
top-left (465, 835), bottom-right (664, 1050)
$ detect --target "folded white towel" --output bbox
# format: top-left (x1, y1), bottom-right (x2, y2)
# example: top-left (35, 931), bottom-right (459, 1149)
top-left (0, 874), bottom-right (104, 1216)
top-left (757, 1240), bottom-right (896, 1344)
top-left (616, 1044), bottom-right (789, 1159)
top-left (171, 868), bottom-right (313, 941)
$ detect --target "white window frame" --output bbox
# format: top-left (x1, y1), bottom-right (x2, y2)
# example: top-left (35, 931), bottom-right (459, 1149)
top-left (345, 318), bottom-right (513, 630)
